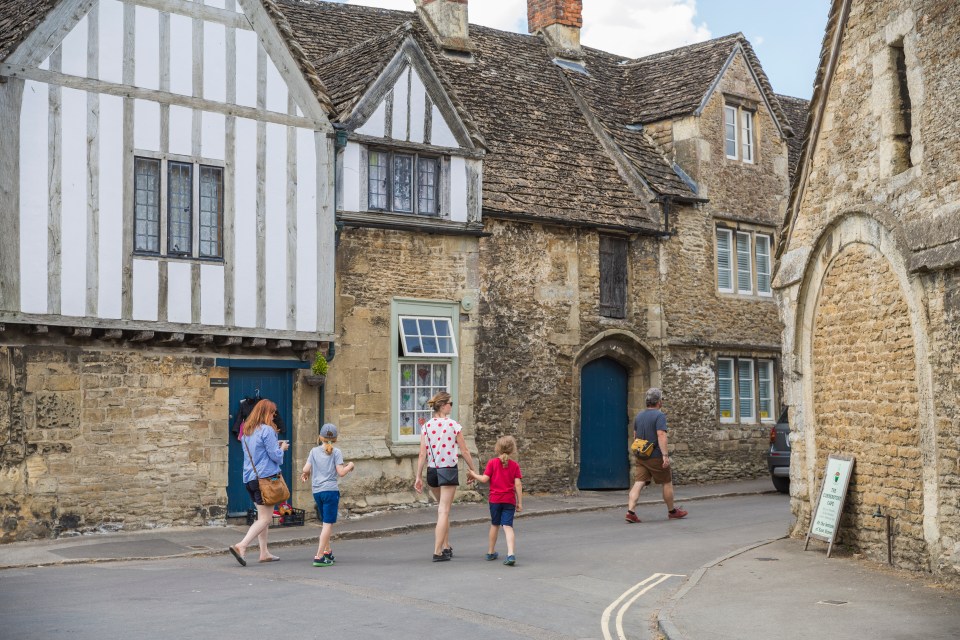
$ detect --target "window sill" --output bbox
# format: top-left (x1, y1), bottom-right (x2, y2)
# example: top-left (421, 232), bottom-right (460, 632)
top-left (338, 210), bottom-right (486, 237)
top-left (132, 252), bottom-right (225, 264)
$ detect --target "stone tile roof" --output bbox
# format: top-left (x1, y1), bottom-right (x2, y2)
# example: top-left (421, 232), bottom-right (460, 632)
top-left (775, 94), bottom-right (810, 182)
top-left (0, 0), bottom-right (59, 62)
top-left (622, 33), bottom-right (794, 138)
top-left (274, 0), bottom-right (699, 228)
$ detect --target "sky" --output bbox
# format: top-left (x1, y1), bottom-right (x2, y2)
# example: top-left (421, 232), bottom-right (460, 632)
top-left (332, 0), bottom-right (831, 99)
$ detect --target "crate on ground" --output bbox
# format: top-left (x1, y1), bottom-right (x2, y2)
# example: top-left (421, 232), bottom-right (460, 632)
top-left (246, 507), bottom-right (305, 527)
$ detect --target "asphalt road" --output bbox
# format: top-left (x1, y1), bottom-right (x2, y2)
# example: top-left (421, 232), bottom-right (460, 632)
top-left (0, 493), bottom-right (791, 640)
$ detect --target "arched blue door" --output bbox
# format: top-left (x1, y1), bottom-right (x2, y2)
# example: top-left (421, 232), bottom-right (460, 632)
top-left (578, 357), bottom-right (630, 490)
top-left (227, 369), bottom-right (294, 516)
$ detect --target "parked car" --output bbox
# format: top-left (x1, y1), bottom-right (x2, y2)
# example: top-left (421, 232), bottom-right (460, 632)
top-left (767, 409), bottom-right (790, 493)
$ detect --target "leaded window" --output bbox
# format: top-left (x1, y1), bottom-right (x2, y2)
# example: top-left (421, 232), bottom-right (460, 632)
top-left (134, 157), bottom-right (161, 253)
top-left (368, 149), bottom-right (440, 216)
top-left (398, 362), bottom-right (449, 437)
top-left (167, 161), bottom-right (193, 255)
top-left (199, 166), bottom-right (223, 258)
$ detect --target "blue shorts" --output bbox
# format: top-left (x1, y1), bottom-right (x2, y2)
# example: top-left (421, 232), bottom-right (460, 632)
top-left (313, 491), bottom-right (340, 524)
top-left (489, 502), bottom-right (516, 527)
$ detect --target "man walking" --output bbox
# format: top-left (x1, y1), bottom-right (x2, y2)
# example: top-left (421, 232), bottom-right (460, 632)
top-left (625, 388), bottom-right (688, 523)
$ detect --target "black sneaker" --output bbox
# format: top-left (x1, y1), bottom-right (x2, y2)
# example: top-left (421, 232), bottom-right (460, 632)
top-left (432, 553), bottom-right (451, 562)
top-left (442, 547), bottom-right (453, 559)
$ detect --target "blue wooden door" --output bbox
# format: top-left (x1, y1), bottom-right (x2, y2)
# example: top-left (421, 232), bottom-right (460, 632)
top-left (227, 369), bottom-right (294, 516)
top-left (578, 357), bottom-right (630, 490)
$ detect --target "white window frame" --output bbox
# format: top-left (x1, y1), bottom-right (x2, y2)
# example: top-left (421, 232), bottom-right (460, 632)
top-left (398, 361), bottom-right (451, 438)
top-left (398, 315), bottom-right (458, 357)
top-left (724, 103), bottom-right (756, 163)
top-left (717, 356), bottom-right (777, 424)
top-left (716, 226), bottom-right (775, 297)
top-left (391, 299), bottom-right (459, 444)
top-left (755, 234), bottom-right (772, 296)
top-left (716, 228), bottom-right (734, 293)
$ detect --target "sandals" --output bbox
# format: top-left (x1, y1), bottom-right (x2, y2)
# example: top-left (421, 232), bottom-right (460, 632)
top-left (258, 555), bottom-right (280, 563)
top-left (228, 546), bottom-right (246, 567)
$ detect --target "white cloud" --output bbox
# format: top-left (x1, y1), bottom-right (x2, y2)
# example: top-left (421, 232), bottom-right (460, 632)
top-left (340, 0), bottom-right (713, 59)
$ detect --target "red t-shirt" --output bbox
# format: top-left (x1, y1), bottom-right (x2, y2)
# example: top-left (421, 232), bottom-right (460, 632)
top-left (484, 458), bottom-right (523, 505)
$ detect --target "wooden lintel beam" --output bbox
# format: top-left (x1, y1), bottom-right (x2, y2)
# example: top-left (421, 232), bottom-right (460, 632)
top-left (128, 331), bottom-right (155, 343)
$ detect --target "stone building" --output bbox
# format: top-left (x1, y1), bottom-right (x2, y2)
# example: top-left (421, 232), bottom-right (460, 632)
top-left (775, 0), bottom-right (960, 580)
top-left (0, 0), bottom-right (807, 541)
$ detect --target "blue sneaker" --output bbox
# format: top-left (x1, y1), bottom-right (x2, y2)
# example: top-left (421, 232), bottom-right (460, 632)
top-left (503, 555), bottom-right (516, 566)
top-left (485, 552), bottom-right (499, 561)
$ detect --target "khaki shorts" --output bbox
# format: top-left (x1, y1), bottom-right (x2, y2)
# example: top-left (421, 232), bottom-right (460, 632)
top-left (635, 457), bottom-right (673, 485)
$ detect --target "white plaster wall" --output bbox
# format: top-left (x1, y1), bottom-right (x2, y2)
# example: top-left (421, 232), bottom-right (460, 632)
top-left (169, 12), bottom-right (193, 96)
top-left (132, 259), bottom-right (159, 321)
top-left (200, 263), bottom-right (225, 325)
top-left (19, 80), bottom-right (49, 315)
top-left (204, 21), bottom-right (227, 103)
top-left (134, 6), bottom-right (160, 91)
top-left (201, 111), bottom-right (226, 160)
top-left (233, 117), bottom-right (257, 327)
top-left (295, 128), bottom-right (318, 332)
top-left (449, 156), bottom-right (468, 222)
top-left (235, 28), bottom-right (257, 108)
top-left (341, 141), bottom-right (361, 212)
top-left (409, 69), bottom-right (426, 144)
top-left (357, 102), bottom-right (386, 138)
top-left (60, 87), bottom-right (87, 317)
top-left (265, 56), bottom-right (287, 115)
top-left (431, 104), bottom-right (457, 148)
top-left (264, 122), bottom-right (287, 329)
top-left (98, 94), bottom-right (123, 319)
top-left (60, 15), bottom-right (87, 78)
top-left (99, 0), bottom-right (123, 84)
top-left (134, 99), bottom-right (160, 151)
top-left (392, 67), bottom-right (409, 141)
top-left (169, 104), bottom-right (192, 155)
top-left (167, 261), bottom-right (193, 323)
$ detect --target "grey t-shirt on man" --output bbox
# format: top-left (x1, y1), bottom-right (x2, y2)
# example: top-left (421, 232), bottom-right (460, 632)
top-left (307, 446), bottom-right (344, 493)
top-left (633, 409), bottom-right (667, 458)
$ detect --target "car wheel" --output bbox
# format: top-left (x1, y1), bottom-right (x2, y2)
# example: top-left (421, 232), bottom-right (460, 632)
top-left (772, 475), bottom-right (790, 494)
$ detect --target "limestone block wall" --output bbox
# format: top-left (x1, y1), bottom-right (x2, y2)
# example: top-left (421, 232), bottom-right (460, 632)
top-left (0, 345), bottom-right (229, 542)
top-left (328, 227), bottom-right (481, 510)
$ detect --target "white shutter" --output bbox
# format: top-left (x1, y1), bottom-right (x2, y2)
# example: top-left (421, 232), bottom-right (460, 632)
top-left (718, 358), bottom-right (734, 421)
top-left (738, 359), bottom-right (755, 421)
top-left (736, 231), bottom-right (752, 294)
top-left (716, 228), bottom-right (733, 292)
top-left (755, 234), bottom-right (771, 295)
top-left (758, 360), bottom-right (774, 421)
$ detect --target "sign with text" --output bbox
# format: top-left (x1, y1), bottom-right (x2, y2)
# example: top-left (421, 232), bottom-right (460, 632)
top-left (805, 454), bottom-right (855, 557)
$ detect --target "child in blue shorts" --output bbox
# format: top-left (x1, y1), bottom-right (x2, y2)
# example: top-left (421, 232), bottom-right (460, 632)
top-left (300, 423), bottom-right (354, 567)
top-left (468, 435), bottom-right (523, 566)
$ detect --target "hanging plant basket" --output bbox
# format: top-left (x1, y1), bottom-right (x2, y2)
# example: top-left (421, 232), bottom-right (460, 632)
top-left (304, 374), bottom-right (326, 387)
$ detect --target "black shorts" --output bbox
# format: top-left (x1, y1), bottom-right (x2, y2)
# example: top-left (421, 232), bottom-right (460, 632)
top-left (245, 479), bottom-right (264, 505)
top-left (427, 466), bottom-right (459, 487)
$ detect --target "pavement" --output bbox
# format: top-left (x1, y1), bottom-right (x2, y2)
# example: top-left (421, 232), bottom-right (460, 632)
top-left (2, 477), bottom-right (959, 640)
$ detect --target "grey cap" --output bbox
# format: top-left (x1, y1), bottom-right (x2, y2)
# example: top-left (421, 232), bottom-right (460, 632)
top-left (320, 423), bottom-right (338, 439)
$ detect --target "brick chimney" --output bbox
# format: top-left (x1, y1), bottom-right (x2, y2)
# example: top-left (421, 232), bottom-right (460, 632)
top-left (414, 0), bottom-right (473, 54)
top-left (527, 0), bottom-right (583, 59)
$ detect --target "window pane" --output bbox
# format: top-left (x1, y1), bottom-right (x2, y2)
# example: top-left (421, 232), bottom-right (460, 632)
top-left (368, 151), bottom-right (388, 209)
top-left (738, 359), bottom-right (755, 421)
top-left (417, 157), bottom-right (438, 216)
top-left (741, 110), bottom-right (754, 163)
top-left (724, 106), bottom-right (738, 158)
top-left (134, 158), bottom-right (161, 253)
top-left (716, 228), bottom-right (733, 292)
top-left (736, 231), bottom-right (752, 294)
top-left (718, 358), bottom-right (734, 420)
top-left (755, 234), bottom-right (771, 294)
top-left (398, 362), bottom-right (450, 437)
top-left (418, 318), bottom-right (436, 336)
top-left (168, 161), bottom-right (192, 255)
top-left (758, 360), bottom-right (774, 420)
top-left (199, 166), bottom-right (223, 258)
top-left (392, 154), bottom-right (413, 212)
top-left (404, 336), bottom-right (423, 354)
top-left (399, 316), bottom-right (457, 357)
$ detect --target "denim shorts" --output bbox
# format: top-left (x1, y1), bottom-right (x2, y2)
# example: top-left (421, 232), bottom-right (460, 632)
top-left (313, 490), bottom-right (340, 524)
top-left (489, 502), bottom-right (516, 527)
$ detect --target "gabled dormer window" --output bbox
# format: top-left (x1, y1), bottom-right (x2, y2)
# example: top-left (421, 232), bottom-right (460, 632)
top-left (369, 150), bottom-right (440, 216)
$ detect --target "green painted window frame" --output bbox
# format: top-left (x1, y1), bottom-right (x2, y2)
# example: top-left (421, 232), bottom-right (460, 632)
top-left (390, 298), bottom-right (460, 444)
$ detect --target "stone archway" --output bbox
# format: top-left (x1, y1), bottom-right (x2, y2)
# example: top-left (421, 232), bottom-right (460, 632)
top-left (793, 213), bottom-right (937, 570)
top-left (572, 330), bottom-right (659, 488)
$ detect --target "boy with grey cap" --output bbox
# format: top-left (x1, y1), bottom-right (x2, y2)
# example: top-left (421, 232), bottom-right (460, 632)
top-left (300, 423), bottom-right (354, 566)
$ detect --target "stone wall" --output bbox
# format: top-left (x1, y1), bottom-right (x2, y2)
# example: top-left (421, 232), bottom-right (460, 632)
top-left (327, 227), bottom-right (481, 510)
top-left (0, 345), bottom-right (230, 542)
top-left (775, 0), bottom-right (960, 581)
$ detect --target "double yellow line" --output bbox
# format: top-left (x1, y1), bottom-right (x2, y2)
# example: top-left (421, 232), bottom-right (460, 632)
top-left (601, 573), bottom-right (685, 640)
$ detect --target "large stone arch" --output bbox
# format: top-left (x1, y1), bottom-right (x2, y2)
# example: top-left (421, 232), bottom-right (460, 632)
top-left (792, 212), bottom-right (938, 569)
top-left (571, 330), bottom-right (659, 477)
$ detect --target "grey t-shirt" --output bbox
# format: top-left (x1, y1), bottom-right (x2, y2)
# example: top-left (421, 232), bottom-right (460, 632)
top-left (307, 446), bottom-right (344, 493)
top-left (633, 409), bottom-right (667, 458)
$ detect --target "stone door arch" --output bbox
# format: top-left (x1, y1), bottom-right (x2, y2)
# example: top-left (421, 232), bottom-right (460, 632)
top-left (572, 330), bottom-right (658, 489)
top-left (792, 213), bottom-right (937, 569)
